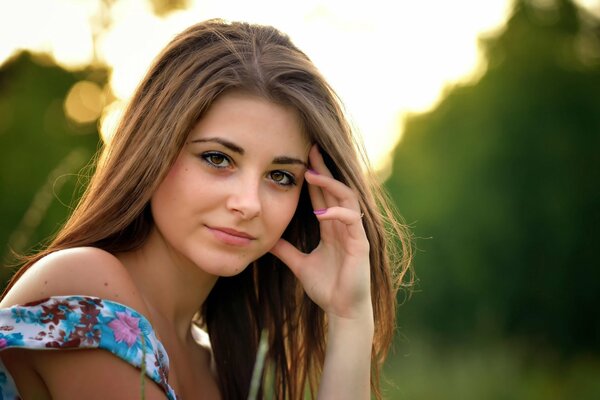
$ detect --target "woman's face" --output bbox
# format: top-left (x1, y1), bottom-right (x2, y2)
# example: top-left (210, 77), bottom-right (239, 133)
top-left (151, 91), bottom-right (310, 276)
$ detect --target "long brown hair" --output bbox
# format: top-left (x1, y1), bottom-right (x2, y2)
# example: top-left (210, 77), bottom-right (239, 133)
top-left (4, 19), bottom-right (412, 399)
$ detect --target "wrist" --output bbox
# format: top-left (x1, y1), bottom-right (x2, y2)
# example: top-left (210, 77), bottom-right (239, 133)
top-left (327, 306), bottom-right (375, 340)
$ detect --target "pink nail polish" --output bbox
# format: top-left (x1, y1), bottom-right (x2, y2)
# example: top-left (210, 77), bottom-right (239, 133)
top-left (307, 168), bottom-right (318, 175)
top-left (313, 208), bottom-right (327, 215)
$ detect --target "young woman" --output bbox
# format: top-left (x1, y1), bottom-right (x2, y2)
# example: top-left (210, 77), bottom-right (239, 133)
top-left (0, 19), bottom-right (411, 399)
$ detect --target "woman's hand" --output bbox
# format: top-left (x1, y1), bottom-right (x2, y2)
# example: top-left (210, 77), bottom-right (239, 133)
top-left (270, 144), bottom-right (374, 398)
top-left (269, 145), bottom-right (372, 321)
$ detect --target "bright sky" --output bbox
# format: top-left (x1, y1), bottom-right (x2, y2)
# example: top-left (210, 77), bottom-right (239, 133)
top-left (1, 0), bottom-right (596, 172)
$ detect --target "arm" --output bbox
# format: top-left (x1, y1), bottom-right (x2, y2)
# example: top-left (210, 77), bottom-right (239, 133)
top-left (270, 145), bottom-right (374, 399)
top-left (32, 349), bottom-right (167, 400)
top-left (318, 310), bottom-right (374, 399)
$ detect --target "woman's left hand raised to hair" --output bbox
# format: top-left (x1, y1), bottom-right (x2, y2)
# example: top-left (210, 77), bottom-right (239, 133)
top-left (269, 144), bottom-right (372, 322)
top-left (270, 145), bottom-right (374, 398)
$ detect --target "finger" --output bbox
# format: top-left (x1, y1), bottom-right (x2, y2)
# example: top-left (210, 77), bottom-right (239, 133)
top-left (308, 144), bottom-right (331, 176)
top-left (305, 171), bottom-right (360, 211)
top-left (314, 207), bottom-right (368, 242)
top-left (269, 238), bottom-right (308, 278)
top-left (307, 170), bottom-right (327, 211)
top-left (308, 145), bottom-right (337, 208)
top-left (308, 181), bottom-right (337, 239)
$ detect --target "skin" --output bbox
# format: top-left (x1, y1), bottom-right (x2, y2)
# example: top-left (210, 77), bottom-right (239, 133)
top-left (0, 91), bottom-right (373, 399)
top-left (272, 146), bottom-right (374, 400)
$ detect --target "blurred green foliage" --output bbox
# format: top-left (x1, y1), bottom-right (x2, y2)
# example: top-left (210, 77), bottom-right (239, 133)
top-left (387, 0), bottom-right (600, 360)
top-left (1, 0), bottom-right (599, 397)
top-left (0, 0), bottom-right (186, 285)
top-left (0, 54), bottom-right (105, 278)
top-left (383, 336), bottom-right (600, 400)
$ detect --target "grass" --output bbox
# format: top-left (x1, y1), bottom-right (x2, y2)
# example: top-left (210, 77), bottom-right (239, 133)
top-left (382, 335), bottom-right (600, 400)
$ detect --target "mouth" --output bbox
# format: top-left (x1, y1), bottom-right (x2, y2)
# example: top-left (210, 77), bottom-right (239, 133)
top-left (206, 226), bottom-right (256, 246)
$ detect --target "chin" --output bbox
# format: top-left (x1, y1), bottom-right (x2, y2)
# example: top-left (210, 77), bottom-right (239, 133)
top-left (212, 264), bottom-right (249, 277)
top-left (193, 253), bottom-right (256, 277)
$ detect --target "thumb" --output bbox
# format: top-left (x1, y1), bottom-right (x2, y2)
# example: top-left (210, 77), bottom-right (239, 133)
top-left (269, 238), bottom-right (306, 278)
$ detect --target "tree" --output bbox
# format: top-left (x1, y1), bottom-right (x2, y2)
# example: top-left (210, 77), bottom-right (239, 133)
top-left (0, 0), bottom-right (188, 287)
top-left (0, 54), bottom-right (105, 284)
top-left (387, 0), bottom-right (600, 355)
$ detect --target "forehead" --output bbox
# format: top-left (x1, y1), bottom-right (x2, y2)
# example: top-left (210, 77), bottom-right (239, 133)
top-left (189, 91), bottom-right (310, 154)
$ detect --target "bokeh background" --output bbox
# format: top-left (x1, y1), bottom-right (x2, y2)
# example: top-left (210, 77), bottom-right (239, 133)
top-left (1, 0), bottom-right (599, 398)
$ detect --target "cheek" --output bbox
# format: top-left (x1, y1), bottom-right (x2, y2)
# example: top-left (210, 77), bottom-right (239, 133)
top-left (151, 161), bottom-right (202, 219)
top-left (264, 191), bottom-right (302, 236)
top-left (152, 164), bottom-right (184, 209)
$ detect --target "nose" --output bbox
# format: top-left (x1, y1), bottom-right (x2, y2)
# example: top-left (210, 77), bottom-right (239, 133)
top-left (226, 175), bottom-right (262, 220)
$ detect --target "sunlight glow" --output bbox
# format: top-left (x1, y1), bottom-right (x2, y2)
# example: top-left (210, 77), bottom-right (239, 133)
top-left (575, 0), bottom-right (600, 18)
top-left (64, 81), bottom-right (105, 124)
top-left (98, 99), bottom-right (126, 144)
top-left (0, 0), bottom-right (98, 69)
top-left (0, 0), bottom-right (531, 171)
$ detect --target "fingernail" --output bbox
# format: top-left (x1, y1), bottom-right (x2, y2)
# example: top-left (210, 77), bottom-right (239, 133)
top-left (307, 168), bottom-right (318, 175)
top-left (313, 208), bottom-right (327, 215)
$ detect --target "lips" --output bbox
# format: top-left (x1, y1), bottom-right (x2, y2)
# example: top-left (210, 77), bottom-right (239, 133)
top-left (206, 226), bottom-right (256, 246)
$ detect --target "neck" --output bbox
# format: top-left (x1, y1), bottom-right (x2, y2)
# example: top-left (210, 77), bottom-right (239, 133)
top-left (117, 228), bottom-right (218, 342)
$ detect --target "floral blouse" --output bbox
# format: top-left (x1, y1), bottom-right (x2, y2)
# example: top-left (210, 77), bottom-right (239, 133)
top-left (0, 296), bottom-right (178, 399)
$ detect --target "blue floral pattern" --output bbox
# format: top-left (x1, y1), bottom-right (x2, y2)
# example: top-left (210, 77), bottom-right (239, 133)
top-left (0, 296), bottom-right (178, 399)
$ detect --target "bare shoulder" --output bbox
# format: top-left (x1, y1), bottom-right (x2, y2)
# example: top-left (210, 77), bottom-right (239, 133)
top-left (0, 247), bottom-right (169, 399)
top-left (1, 247), bottom-right (147, 314)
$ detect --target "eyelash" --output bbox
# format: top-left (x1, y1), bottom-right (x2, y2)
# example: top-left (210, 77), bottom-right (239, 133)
top-left (200, 151), bottom-right (297, 187)
top-left (269, 170), bottom-right (297, 187)
top-left (201, 151), bottom-right (232, 169)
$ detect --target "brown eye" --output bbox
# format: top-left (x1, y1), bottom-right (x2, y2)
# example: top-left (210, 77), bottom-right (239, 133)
top-left (269, 170), bottom-right (296, 186)
top-left (272, 171), bottom-right (284, 181)
top-left (209, 154), bottom-right (225, 164)
top-left (201, 152), bottom-right (231, 168)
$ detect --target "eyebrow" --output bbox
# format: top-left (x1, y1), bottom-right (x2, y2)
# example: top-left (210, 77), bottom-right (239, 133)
top-left (273, 156), bottom-right (308, 168)
top-left (190, 138), bottom-right (244, 154)
top-left (190, 137), bottom-right (308, 168)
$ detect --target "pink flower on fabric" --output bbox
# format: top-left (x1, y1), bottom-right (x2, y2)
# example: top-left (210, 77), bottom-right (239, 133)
top-left (0, 338), bottom-right (7, 348)
top-left (108, 311), bottom-right (141, 347)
